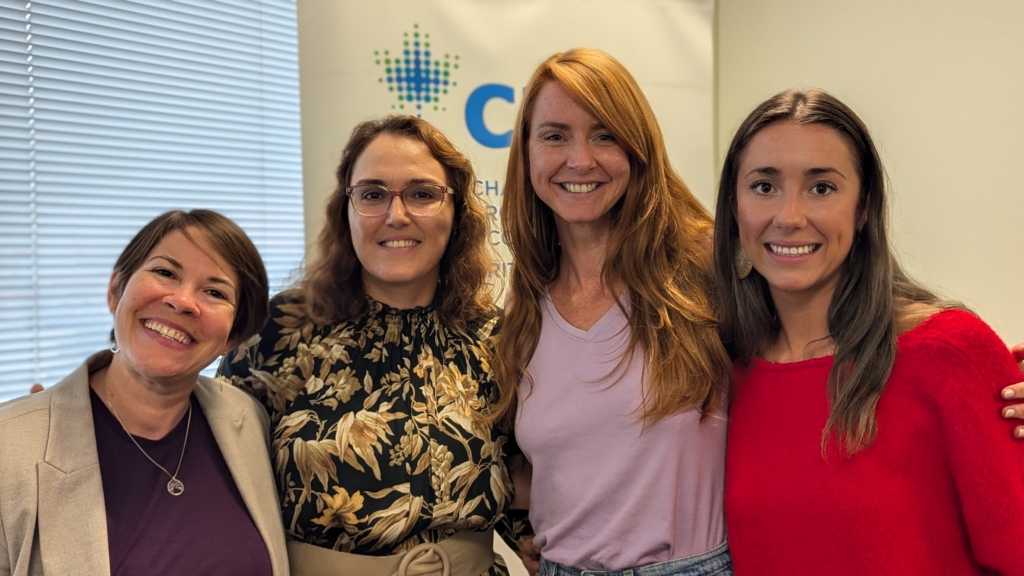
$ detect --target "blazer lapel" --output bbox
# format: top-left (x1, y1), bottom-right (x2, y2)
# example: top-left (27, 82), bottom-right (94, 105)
top-left (36, 355), bottom-right (111, 576)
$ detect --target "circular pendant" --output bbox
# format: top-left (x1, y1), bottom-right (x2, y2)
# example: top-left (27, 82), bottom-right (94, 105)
top-left (167, 478), bottom-right (185, 496)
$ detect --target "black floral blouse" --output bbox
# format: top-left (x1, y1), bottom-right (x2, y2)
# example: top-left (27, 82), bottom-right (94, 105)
top-left (218, 292), bottom-right (526, 575)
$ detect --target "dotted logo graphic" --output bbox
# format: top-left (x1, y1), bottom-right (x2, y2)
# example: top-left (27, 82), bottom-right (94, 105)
top-left (375, 24), bottom-right (459, 117)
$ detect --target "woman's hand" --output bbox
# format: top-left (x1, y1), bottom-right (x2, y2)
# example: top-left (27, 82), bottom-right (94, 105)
top-left (1001, 343), bottom-right (1024, 438)
top-left (519, 535), bottom-right (541, 576)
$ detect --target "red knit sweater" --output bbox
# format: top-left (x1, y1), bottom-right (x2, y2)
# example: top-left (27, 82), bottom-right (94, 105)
top-left (726, 309), bottom-right (1024, 575)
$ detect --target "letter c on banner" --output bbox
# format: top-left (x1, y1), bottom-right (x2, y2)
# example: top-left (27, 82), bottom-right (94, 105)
top-left (465, 83), bottom-right (514, 148)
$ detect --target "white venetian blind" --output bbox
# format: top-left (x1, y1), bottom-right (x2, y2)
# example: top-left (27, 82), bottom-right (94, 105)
top-left (0, 0), bottom-right (304, 401)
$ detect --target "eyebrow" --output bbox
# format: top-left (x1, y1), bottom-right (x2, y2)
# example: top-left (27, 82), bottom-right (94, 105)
top-left (353, 178), bottom-right (443, 187)
top-left (743, 166), bottom-right (848, 179)
top-left (148, 255), bottom-right (236, 289)
top-left (805, 167), bottom-right (847, 179)
top-left (535, 121), bottom-right (608, 132)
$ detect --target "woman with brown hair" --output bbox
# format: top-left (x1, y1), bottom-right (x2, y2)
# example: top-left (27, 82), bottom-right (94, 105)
top-left (0, 209), bottom-right (287, 575)
top-left (491, 48), bottom-right (734, 575)
top-left (220, 115), bottom-right (527, 575)
top-left (716, 89), bottom-right (1024, 574)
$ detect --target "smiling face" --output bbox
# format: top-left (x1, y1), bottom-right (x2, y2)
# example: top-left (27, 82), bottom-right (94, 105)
top-left (735, 121), bottom-right (864, 303)
top-left (108, 228), bottom-right (238, 386)
top-left (527, 80), bottom-right (631, 235)
top-left (347, 133), bottom-right (455, 308)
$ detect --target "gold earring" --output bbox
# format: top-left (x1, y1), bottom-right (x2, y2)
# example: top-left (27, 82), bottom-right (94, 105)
top-left (734, 244), bottom-right (752, 280)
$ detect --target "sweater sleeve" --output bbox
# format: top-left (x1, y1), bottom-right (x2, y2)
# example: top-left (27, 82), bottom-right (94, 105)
top-left (917, 311), bottom-right (1024, 574)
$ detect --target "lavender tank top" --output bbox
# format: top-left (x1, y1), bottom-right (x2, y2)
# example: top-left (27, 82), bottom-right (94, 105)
top-left (516, 293), bottom-right (727, 571)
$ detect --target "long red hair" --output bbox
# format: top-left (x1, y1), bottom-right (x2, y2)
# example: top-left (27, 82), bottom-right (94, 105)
top-left (490, 48), bottom-right (730, 429)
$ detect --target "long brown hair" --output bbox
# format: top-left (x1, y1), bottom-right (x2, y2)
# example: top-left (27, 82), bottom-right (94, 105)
top-left (301, 115), bottom-right (496, 331)
top-left (713, 89), bottom-right (951, 455)
top-left (491, 48), bottom-right (731, 429)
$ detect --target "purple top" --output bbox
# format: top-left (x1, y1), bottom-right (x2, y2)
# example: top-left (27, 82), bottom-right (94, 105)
top-left (91, 389), bottom-right (272, 576)
top-left (516, 293), bottom-right (728, 571)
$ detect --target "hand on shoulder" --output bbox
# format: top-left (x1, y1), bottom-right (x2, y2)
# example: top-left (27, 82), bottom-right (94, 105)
top-left (1000, 343), bottom-right (1024, 439)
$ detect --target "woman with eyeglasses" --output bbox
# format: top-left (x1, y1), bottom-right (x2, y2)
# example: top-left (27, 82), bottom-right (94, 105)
top-left (219, 116), bottom-right (528, 576)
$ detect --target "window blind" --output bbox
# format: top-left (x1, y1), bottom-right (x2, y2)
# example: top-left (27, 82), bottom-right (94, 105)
top-left (0, 0), bottom-right (304, 401)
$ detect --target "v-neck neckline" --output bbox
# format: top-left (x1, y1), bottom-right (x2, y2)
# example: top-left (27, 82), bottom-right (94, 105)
top-left (542, 288), bottom-right (628, 342)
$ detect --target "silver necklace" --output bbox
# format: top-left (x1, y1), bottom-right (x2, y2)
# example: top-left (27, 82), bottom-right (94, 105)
top-left (106, 397), bottom-right (192, 496)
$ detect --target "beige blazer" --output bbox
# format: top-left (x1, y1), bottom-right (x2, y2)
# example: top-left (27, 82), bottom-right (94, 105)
top-left (0, 351), bottom-right (289, 576)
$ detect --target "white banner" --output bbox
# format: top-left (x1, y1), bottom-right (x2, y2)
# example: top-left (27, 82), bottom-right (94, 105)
top-left (300, 0), bottom-right (714, 276)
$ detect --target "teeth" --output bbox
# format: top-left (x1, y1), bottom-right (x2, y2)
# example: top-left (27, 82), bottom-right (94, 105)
top-left (382, 240), bottom-right (418, 248)
top-left (562, 183), bottom-right (598, 194)
top-left (144, 320), bottom-right (192, 344)
top-left (770, 244), bottom-right (816, 256)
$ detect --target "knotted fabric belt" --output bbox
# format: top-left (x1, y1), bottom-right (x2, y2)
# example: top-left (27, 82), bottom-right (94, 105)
top-left (288, 528), bottom-right (496, 576)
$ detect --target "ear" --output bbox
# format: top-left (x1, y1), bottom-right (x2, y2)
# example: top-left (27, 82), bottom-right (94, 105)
top-left (728, 181), bottom-right (744, 217)
top-left (856, 205), bottom-right (868, 232)
top-left (107, 271), bottom-right (121, 314)
top-left (220, 337), bottom-right (239, 358)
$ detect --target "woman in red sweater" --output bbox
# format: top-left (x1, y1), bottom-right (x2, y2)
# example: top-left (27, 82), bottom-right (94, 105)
top-left (712, 89), bottom-right (1024, 575)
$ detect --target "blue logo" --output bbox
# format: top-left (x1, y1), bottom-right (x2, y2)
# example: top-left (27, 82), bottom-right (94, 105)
top-left (375, 24), bottom-right (458, 116)
top-left (375, 24), bottom-right (517, 149)
top-left (465, 84), bottom-right (514, 148)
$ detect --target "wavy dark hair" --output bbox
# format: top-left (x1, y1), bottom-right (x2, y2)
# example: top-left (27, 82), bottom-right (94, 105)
top-left (490, 48), bottom-right (731, 430)
top-left (301, 115), bottom-right (496, 331)
top-left (713, 89), bottom-right (952, 456)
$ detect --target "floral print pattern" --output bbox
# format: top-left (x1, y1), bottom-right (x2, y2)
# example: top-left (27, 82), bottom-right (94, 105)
top-left (219, 292), bottom-right (525, 574)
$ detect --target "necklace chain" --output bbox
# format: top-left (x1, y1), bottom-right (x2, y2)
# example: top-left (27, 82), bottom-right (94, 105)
top-left (106, 396), bottom-right (192, 496)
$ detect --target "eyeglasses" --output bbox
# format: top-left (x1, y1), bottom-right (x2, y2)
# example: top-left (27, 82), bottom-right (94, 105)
top-left (345, 183), bottom-right (454, 217)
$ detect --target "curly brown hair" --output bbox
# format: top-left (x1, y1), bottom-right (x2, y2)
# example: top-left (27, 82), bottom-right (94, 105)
top-left (300, 115), bottom-right (497, 331)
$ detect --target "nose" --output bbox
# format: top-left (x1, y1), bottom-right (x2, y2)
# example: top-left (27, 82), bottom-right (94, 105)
top-left (164, 287), bottom-right (200, 316)
top-left (566, 140), bottom-right (597, 171)
top-left (773, 190), bottom-right (807, 230)
top-left (385, 194), bottom-right (412, 226)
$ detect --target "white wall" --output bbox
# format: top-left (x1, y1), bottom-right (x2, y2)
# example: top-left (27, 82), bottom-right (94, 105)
top-left (296, 0), bottom-right (344, 258)
top-left (717, 0), bottom-right (1024, 344)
